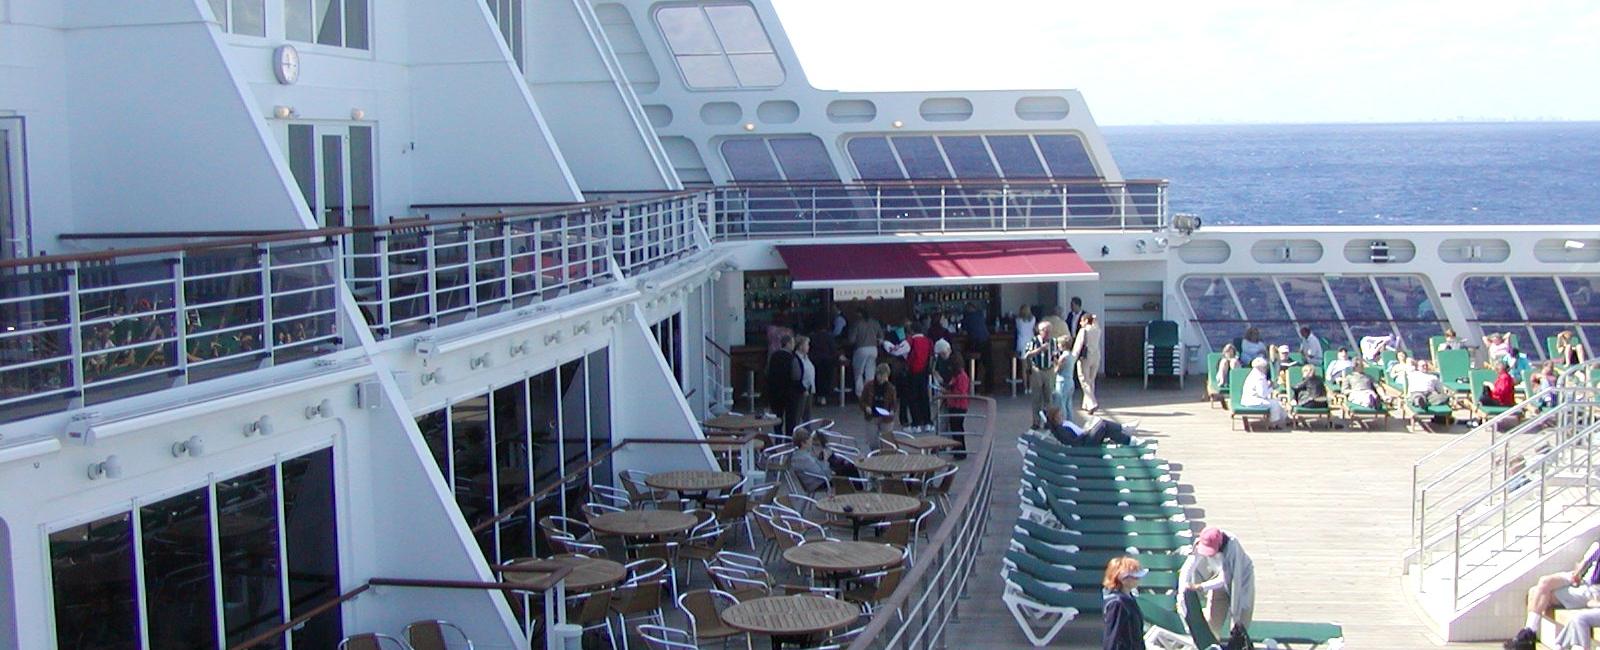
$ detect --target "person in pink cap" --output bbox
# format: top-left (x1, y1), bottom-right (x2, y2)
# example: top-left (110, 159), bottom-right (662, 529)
top-left (1179, 526), bottom-right (1257, 643)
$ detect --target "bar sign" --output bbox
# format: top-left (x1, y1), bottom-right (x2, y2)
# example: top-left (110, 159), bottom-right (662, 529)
top-left (834, 284), bottom-right (904, 301)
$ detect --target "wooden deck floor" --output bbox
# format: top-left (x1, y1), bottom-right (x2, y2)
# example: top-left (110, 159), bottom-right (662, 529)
top-left (819, 377), bottom-right (1503, 649)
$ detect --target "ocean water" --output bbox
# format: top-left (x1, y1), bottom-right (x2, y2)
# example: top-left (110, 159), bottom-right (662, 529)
top-left (1103, 122), bottom-right (1600, 226)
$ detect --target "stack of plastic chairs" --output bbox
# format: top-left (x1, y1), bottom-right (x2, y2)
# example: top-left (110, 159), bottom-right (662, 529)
top-left (1143, 320), bottom-right (1184, 389)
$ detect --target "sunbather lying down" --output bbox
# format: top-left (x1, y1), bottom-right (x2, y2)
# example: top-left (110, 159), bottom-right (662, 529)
top-left (1043, 405), bottom-right (1141, 448)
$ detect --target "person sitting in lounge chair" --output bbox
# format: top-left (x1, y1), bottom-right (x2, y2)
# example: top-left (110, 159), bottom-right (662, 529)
top-left (1292, 363), bottom-right (1329, 410)
top-left (1240, 357), bottom-right (1288, 429)
top-left (1519, 538), bottom-right (1600, 643)
top-left (1343, 360), bottom-right (1381, 409)
top-left (1043, 405), bottom-right (1140, 448)
top-left (1326, 347), bottom-right (1356, 383)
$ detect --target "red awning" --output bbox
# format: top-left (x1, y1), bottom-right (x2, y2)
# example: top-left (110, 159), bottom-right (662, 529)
top-left (776, 239), bottom-right (1096, 289)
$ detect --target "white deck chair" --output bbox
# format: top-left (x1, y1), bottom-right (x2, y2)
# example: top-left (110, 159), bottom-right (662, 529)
top-left (1000, 568), bottom-right (1080, 647)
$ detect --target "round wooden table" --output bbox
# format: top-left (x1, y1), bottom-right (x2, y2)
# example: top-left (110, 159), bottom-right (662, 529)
top-left (895, 435), bottom-right (960, 453)
top-left (645, 470), bottom-right (742, 493)
top-left (502, 554), bottom-right (625, 592)
top-left (815, 493), bottom-right (921, 540)
top-left (783, 541), bottom-right (903, 577)
top-left (855, 453), bottom-right (950, 476)
top-left (704, 413), bottom-right (782, 432)
top-left (587, 510), bottom-right (698, 538)
top-left (720, 594), bottom-right (860, 649)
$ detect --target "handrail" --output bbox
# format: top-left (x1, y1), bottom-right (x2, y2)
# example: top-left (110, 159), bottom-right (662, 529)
top-left (705, 335), bottom-right (731, 358)
top-left (0, 228), bottom-right (345, 269)
top-left (714, 178), bottom-right (1170, 189)
top-left (849, 394), bottom-right (996, 650)
top-left (228, 583), bottom-right (372, 650)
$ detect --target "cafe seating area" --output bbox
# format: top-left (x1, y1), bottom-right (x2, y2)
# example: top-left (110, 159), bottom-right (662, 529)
top-left (383, 417), bottom-right (967, 650)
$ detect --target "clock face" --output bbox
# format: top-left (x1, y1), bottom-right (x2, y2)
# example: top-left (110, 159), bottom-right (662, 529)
top-left (274, 45), bottom-right (300, 85)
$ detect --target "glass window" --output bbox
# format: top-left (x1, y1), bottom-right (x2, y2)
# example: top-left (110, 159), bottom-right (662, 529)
top-left (1228, 277), bottom-right (1296, 346)
top-left (418, 409), bottom-right (449, 476)
top-left (211, 0), bottom-right (266, 36)
top-left (1034, 134), bottom-right (1098, 177)
top-left (1180, 276), bottom-right (1240, 351)
top-left (1464, 276), bottom-right (1520, 321)
top-left (486, 0), bottom-right (525, 69)
top-left (1325, 276), bottom-right (1393, 341)
top-left (890, 136), bottom-right (950, 180)
top-left (846, 137), bottom-right (904, 180)
top-left (986, 135), bottom-right (1047, 178)
top-left (1510, 276), bottom-right (1572, 321)
top-left (657, 3), bottom-right (783, 89)
top-left (494, 382), bottom-right (532, 562)
top-left (560, 359), bottom-right (589, 473)
top-left (720, 139), bottom-right (781, 182)
top-left (1562, 276), bottom-right (1600, 320)
top-left (939, 136), bottom-right (999, 179)
top-left (769, 137), bottom-right (838, 182)
top-left (287, 0), bottom-right (369, 50)
top-left (141, 489), bottom-right (219, 650)
top-left (451, 395), bottom-right (493, 557)
top-left (587, 349), bottom-right (613, 485)
top-left (281, 448), bottom-right (342, 649)
top-left (217, 467), bottom-right (284, 648)
top-left (529, 369), bottom-right (562, 517)
top-left (51, 513), bottom-right (139, 650)
top-left (1375, 276), bottom-right (1439, 321)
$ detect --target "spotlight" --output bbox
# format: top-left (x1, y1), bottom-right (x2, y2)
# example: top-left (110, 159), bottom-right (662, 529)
top-left (87, 455), bottom-right (123, 480)
top-left (244, 415), bottom-right (274, 436)
top-left (171, 435), bottom-right (205, 458)
top-left (470, 353), bottom-right (491, 369)
top-left (1172, 213), bottom-right (1202, 236)
top-left (304, 398), bottom-right (333, 420)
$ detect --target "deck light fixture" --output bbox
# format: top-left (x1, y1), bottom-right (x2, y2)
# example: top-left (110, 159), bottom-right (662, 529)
top-left (743, 122), bottom-right (755, 131)
top-left (87, 455), bottom-right (122, 480)
top-left (272, 105), bottom-right (296, 119)
top-left (171, 435), bottom-right (205, 458)
top-left (244, 415), bottom-right (274, 437)
top-left (1566, 240), bottom-right (1586, 250)
top-left (304, 398), bottom-right (333, 420)
top-left (351, 108), bottom-right (366, 121)
top-left (892, 120), bottom-right (904, 128)
top-left (470, 353), bottom-right (491, 369)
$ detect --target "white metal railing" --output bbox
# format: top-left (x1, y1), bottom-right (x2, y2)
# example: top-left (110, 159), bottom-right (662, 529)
top-left (1428, 417), bottom-right (1600, 607)
top-left (1411, 359), bottom-right (1600, 556)
top-left (705, 180), bottom-right (1168, 239)
top-left (850, 395), bottom-right (995, 650)
top-left (704, 336), bottom-right (732, 415)
top-left (0, 236), bottom-right (344, 423)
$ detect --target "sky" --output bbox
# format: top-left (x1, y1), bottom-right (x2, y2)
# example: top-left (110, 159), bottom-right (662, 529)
top-left (769, 0), bottom-right (1600, 125)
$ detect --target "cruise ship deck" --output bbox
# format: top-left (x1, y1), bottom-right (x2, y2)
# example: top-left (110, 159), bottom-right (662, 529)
top-left (797, 378), bottom-right (1501, 650)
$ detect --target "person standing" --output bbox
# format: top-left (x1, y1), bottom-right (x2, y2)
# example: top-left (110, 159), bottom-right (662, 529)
top-left (1022, 321), bottom-right (1062, 428)
top-left (1074, 313), bottom-right (1103, 415)
top-left (961, 302), bottom-right (991, 393)
top-left (1013, 305), bottom-right (1037, 358)
top-left (1045, 304), bottom-right (1071, 346)
top-left (1052, 331), bottom-right (1078, 419)
top-left (1179, 526), bottom-right (1257, 643)
top-left (847, 310), bottom-right (882, 398)
top-left (1064, 296), bottom-right (1085, 343)
top-left (1101, 557), bottom-right (1149, 650)
top-left (765, 335), bottom-right (803, 438)
top-left (943, 350), bottom-right (971, 448)
top-left (860, 363), bottom-right (899, 439)
top-left (830, 307), bottom-right (848, 339)
top-left (906, 321), bottom-right (935, 432)
top-left (808, 319), bottom-right (839, 406)
top-left (795, 335), bottom-right (817, 423)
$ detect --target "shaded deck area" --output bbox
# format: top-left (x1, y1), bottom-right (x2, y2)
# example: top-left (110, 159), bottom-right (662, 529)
top-left (819, 377), bottom-right (1502, 649)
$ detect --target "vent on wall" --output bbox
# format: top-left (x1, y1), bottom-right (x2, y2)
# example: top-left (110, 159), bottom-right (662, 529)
top-left (826, 99), bottom-right (876, 123)
top-left (1534, 238), bottom-right (1600, 263)
top-left (1439, 238), bottom-right (1511, 263)
top-left (1177, 239), bottom-right (1231, 264)
top-left (1015, 96), bottom-right (1070, 120)
top-left (918, 97), bottom-right (973, 122)
top-left (1343, 238), bottom-right (1416, 264)
top-left (1249, 239), bottom-right (1323, 264)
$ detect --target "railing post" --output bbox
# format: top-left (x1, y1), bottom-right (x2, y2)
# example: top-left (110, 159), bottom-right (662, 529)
top-left (1060, 185), bottom-right (1068, 230)
top-left (939, 185), bottom-right (947, 232)
top-left (875, 186), bottom-right (883, 235)
top-left (811, 187), bottom-right (818, 238)
top-left (1452, 511), bottom-right (1461, 607)
top-left (426, 228), bottom-right (440, 327)
top-left (67, 262), bottom-right (85, 407)
top-left (1539, 462), bottom-right (1547, 555)
top-left (173, 251), bottom-right (189, 385)
top-left (465, 224), bottom-right (479, 317)
top-left (261, 245), bottom-right (276, 363)
top-left (999, 184), bottom-right (1008, 231)
top-left (376, 233), bottom-right (392, 338)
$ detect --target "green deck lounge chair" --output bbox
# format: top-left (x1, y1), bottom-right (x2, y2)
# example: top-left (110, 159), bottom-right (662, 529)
top-left (1436, 348), bottom-right (1473, 393)
top-left (1284, 364), bottom-right (1334, 429)
top-left (1046, 504), bottom-right (1189, 535)
top-left (1001, 570), bottom-right (1177, 647)
top-left (1016, 519), bottom-right (1189, 552)
top-left (1024, 436), bottom-right (1155, 458)
top-left (1205, 352), bottom-right (1227, 406)
top-left (1343, 366), bottom-right (1393, 430)
top-left (1025, 459), bottom-right (1169, 482)
top-left (1023, 469), bottom-right (1179, 493)
top-left (1227, 367), bottom-right (1271, 430)
top-left (1028, 482), bottom-right (1179, 507)
top-left (1005, 549), bottom-right (1181, 591)
top-left (1010, 534), bottom-right (1188, 571)
top-left (1177, 590), bottom-right (1345, 649)
top-left (1051, 501), bottom-right (1187, 520)
top-left (1469, 368), bottom-right (1516, 421)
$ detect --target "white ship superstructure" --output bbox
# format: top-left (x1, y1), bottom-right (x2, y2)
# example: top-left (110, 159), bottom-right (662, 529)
top-left (1, 2), bottom-right (1597, 648)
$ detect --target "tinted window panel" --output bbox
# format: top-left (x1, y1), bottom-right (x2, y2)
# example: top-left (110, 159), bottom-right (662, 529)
top-left (418, 409), bottom-right (449, 478)
top-left (1035, 134), bottom-right (1097, 177)
top-left (1375, 276), bottom-right (1440, 321)
top-left (939, 136), bottom-right (998, 179)
top-left (1181, 276), bottom-right (1241, 351)
top-left (451, 395), bottom-right (493, 557)
top-left (728, 53), bottom-right (784, 87)
top-left (890, 136), bottom-right (950, 180)
top-left (1511, 276), bottom-right (1572, 321)
top-left (847, 137), bottom-right (904, 180)
top-left (1229, 277), bottom-right (1296, 345)
top-left (986, 135), bottom-right (1047, 178)
top-left (1530, 325), bottom-right (1569, 360)
top-left (721, 139), bottom-right (781, 182)
top-left (51, 513), bottom-right (139, 650)
top-left (1277, 277), bottom-right (1338, 320)
top-left (587, 348), bottom-right (613, 485)
top-left (282, 448), bottom-right (342, 649)
top-left (218, 467), bottom-right (284, 648)
top-left (529, 369), bottom-right (561, 513)
top-left (494, 381), bottom-right (532, 562)
top-left (142, 489), bottom-right (219, 650)
top-left (770, 137), bottom-right (838, 182)
top-left (676, 54), bottom-right (738, 88)
top-left (1464, 276), bottom-right (1520, 321)
top-left (703, 4), bottom-right (771, 52)
top-left (1561, 277), bottom-right (1600, 320)
top-left (657, 7), bottom-right (720, 54)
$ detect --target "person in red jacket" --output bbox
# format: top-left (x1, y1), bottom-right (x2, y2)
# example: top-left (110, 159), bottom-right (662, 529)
top-left (942, 350), bottom-right (971, 449)
top-left (1482, 361), bottom-right (1517, 407)
top-left (906, 320), bottom-right (935, 431)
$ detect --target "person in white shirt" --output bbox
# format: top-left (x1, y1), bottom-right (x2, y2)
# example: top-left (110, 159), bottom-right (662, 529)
top-left (1405, 360), bottom-right (1445, 399)
top-left (1240, 357), bottom-right (1288, 428)
top-left (1325, 348), bottom-right (1355, 383)
top-left (1179, 527), bottom-right (1257, 640)
top-left (795, 336), bottom-right (816, 422)
top-left (1299, 326), bottom-right (1324, 365)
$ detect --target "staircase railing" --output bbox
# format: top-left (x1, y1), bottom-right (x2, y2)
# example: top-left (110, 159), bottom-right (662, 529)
top-left (704, 336), bottom-right (733, 415)
top-left (1427, 416), bottom-right (1600, 607)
